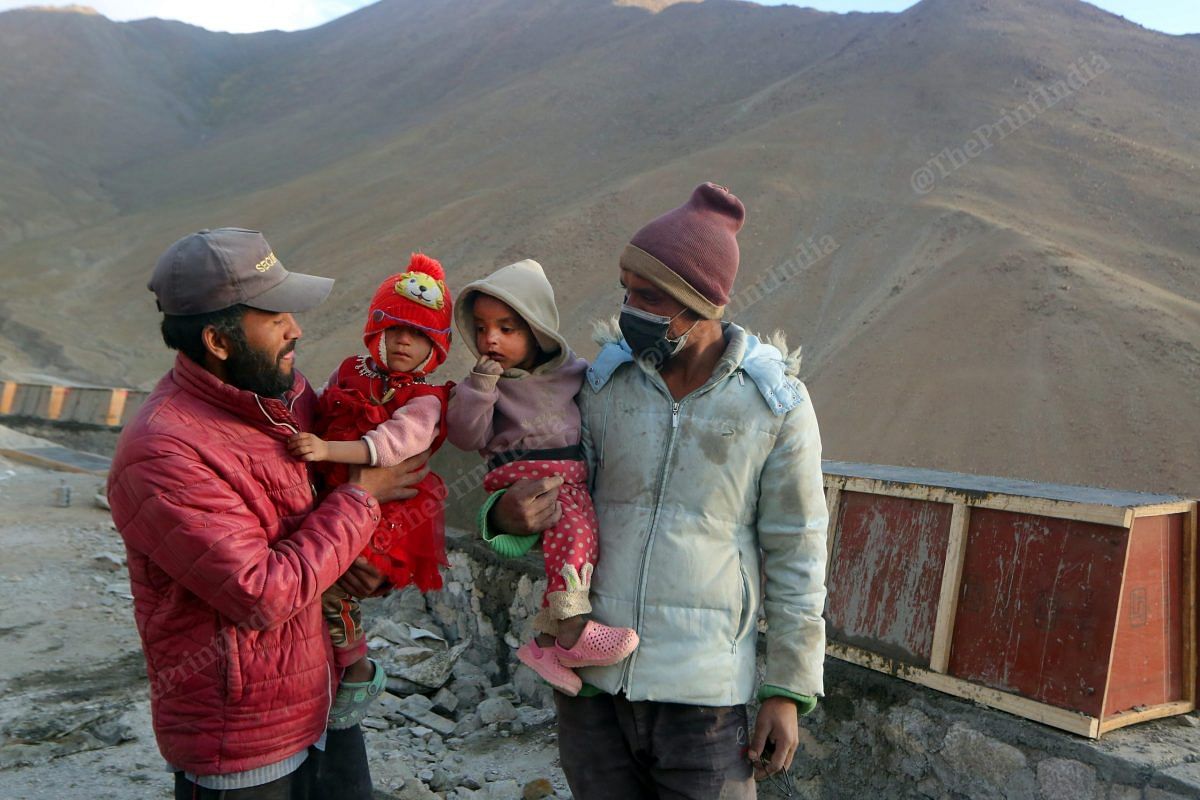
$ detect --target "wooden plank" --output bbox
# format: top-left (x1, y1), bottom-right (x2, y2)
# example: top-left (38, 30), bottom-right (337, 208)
top-left (1133, 502), bottom-right (1196, 518)
top-left (0, 448), bottom-right (99, 474)
top-left (104, 389), bottom-right (128, 428)
top-left (1187, 504), bottom-right (1198, 705)
top-left (825, 475), bottom-right (1129, 527)
top-left (823, 461), bottom-right (1184, 510)
top-left (45, 385), bottom-right (68, 421)
top-left (1099, 522), bottom-right (1135, 725)
top-left (827, 493), bottom-right (950, 665)
top-left (949, 510), bottom-right (1125, 717)
top-left (0, 381), bottom-right (15, 415)
top-left (828, 642), bottom-right (1100, 737)
top-left (824, 486), bottom-right (842, 580)
top-left (1097, 701), bottom-right (1195, 735)
top-left (929, 504), bottom-right (969, 673)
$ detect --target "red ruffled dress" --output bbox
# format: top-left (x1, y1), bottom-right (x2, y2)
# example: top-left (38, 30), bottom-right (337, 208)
top-left (314, 355), bottom-right (452, 592)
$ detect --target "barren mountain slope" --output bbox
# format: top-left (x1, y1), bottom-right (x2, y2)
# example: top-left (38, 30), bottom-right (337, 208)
top-left (0, 0), bottom-right (1198, 496)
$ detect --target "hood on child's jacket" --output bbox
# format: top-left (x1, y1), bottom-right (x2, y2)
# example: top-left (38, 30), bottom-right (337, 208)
top-left (454, 258), bottom-right (572, 375)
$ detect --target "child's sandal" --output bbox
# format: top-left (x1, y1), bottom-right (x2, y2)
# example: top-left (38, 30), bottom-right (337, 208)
top-left (327, 658), bottom-right (386, 730)
top-left (517, 640), bottom-right (582, 696)
top-left (555, 621), bottom-right (639, 668)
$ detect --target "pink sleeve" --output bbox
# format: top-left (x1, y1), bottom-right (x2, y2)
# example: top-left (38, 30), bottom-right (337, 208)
top-left (363, 394), bottom-right (442, 467)
top-left (445, 371), bottom-right (500, 452)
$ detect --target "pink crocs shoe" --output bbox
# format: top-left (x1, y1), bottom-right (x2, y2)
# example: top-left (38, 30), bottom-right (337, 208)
top-left (556, 621), bottom-right (640, 668)
top-left (517, 640), bottom-right (582, 696)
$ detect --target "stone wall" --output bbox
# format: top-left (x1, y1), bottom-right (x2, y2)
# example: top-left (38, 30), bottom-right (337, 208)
top-left (434, 529), bottom-right (1200, 799)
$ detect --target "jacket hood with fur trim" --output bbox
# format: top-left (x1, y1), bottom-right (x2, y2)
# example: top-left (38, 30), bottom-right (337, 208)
top-left (587, 318), bottom-right (805, 415)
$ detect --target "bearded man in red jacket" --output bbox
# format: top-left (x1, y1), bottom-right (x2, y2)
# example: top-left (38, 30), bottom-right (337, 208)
top-left (108, 228), bottom-right (424, 799)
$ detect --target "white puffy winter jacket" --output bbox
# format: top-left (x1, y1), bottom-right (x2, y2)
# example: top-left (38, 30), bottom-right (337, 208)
top-left (578, 323), bottom-right (828, 705)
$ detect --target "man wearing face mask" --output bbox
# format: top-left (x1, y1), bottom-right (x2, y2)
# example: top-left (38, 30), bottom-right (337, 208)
top-left (484, 184), bottom-right (828, 798)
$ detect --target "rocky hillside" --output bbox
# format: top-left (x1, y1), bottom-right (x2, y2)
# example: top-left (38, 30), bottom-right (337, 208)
top-left (1, 0), bottom-right (1198, 494)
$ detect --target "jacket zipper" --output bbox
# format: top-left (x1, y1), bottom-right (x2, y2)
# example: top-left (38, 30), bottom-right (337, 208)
top-left (619, 396), bottom-right (682, 692)
top-left (619, 364), bottom-right (740, 693)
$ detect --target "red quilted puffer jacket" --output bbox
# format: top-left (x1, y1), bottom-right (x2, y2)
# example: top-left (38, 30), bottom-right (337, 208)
top-left (107, 353), bottom-right (381, 776)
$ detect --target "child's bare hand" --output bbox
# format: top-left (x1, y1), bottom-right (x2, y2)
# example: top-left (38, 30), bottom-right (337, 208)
top-left (288, 432), bottom-right (328, 462)
top-left (474, 355), bottom-right (504, 376)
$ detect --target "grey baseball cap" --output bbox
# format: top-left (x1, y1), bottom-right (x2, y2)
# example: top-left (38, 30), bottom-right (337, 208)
top-left (149, 227), bottom-right (334, 315)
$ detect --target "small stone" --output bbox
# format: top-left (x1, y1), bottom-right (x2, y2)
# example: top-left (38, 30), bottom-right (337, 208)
top-left (433, 687), bottom-right (459, 715)
top-left (93, 552), bottom-right (124, 570)
top-left (374, 690), bottom-right (407, 719)
top-left (388, 677), bottom-right (426, 695)
top-left (478, 697), bottom-right (517, 725)
top-left (1177, 715), bottom-right (1200, 728)
top-left (1108, 787), bottom-right (1143, 800)
top-left (485, 683), bottom-right (518, 700)
top-left (464, 729), bottom-right (490, 747)
top-left (418, 768), bottom-right (434, 782)
top-left (485, 780), bottom-right (521, 799)
top-left (461, 776), bottom-right (483, 790)
top-left (430, 768), bottom-right (453, 791)
top-left (361, 717), bottom-right (390, 730)
top-left (401, 694), bottom-right (435, 714)
top-left (522, 778), bottom-right (555, 800)
top-left (1038, 758), bottom-right (1097, 800)
top-left (517, 706), bottom-right (555, 728)
top-left (451, 677), bottom-right (488, 708)
top-left (452, 659), bottom-right (489, 682)
top-left (933, 723), bottom-right (1033, 799)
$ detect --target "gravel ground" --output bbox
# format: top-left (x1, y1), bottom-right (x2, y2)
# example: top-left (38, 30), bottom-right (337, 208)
top-left (0, 449), bottom-right (572, 800)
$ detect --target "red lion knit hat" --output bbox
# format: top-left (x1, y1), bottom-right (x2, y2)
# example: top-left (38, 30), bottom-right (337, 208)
top-left (363, 253), bottom-right (453, 376)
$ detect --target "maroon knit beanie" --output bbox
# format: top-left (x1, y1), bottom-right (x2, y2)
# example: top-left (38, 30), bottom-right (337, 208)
top-left (620, 182), bottom-right (745, 319)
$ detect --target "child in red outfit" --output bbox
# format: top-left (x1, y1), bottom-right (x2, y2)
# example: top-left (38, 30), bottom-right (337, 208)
top-left (446, 258), bottom-right (638, 696)
top-left (287, 253), bottom-right (453, 727)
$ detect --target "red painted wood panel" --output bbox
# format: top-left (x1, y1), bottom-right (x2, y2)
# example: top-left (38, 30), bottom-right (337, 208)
top-left (826, 492), bottom-right (951, 666)
top-left (949, 509), bottom-right (1127, 716)
top-left (1105, 514), bottom-right (1186, 714)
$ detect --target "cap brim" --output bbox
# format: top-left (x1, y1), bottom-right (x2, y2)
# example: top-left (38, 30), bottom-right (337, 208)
top-left (246, 271), bottom-right (334, 313)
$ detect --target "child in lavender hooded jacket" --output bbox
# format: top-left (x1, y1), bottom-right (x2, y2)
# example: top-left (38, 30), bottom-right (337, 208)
top-left (447, 259), bottom-right (637, 695)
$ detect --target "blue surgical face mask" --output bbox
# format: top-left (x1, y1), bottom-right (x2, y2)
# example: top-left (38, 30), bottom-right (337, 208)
top-left (619, 304), bottom-right (698, 370)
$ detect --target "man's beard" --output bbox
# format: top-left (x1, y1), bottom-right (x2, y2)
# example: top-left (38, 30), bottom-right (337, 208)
top-left (225, 336), bottom-right (296, 399)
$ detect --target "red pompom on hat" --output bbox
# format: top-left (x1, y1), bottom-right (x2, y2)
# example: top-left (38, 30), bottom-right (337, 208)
top-left (363, 253), bottom-right (453, 375)
top-left (620, 182), bottom-right (745, 319)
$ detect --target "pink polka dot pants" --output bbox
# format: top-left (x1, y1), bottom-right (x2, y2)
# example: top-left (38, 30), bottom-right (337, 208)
top-left (483, 459), bottom-right (598, 620)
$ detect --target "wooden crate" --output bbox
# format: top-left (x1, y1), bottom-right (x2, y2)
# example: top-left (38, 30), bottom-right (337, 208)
top-left (822, 461), bottom-right (1196, 738)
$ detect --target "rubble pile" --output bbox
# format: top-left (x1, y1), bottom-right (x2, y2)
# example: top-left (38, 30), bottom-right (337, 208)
top-left (351, 544), bottom-right (568, 799)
